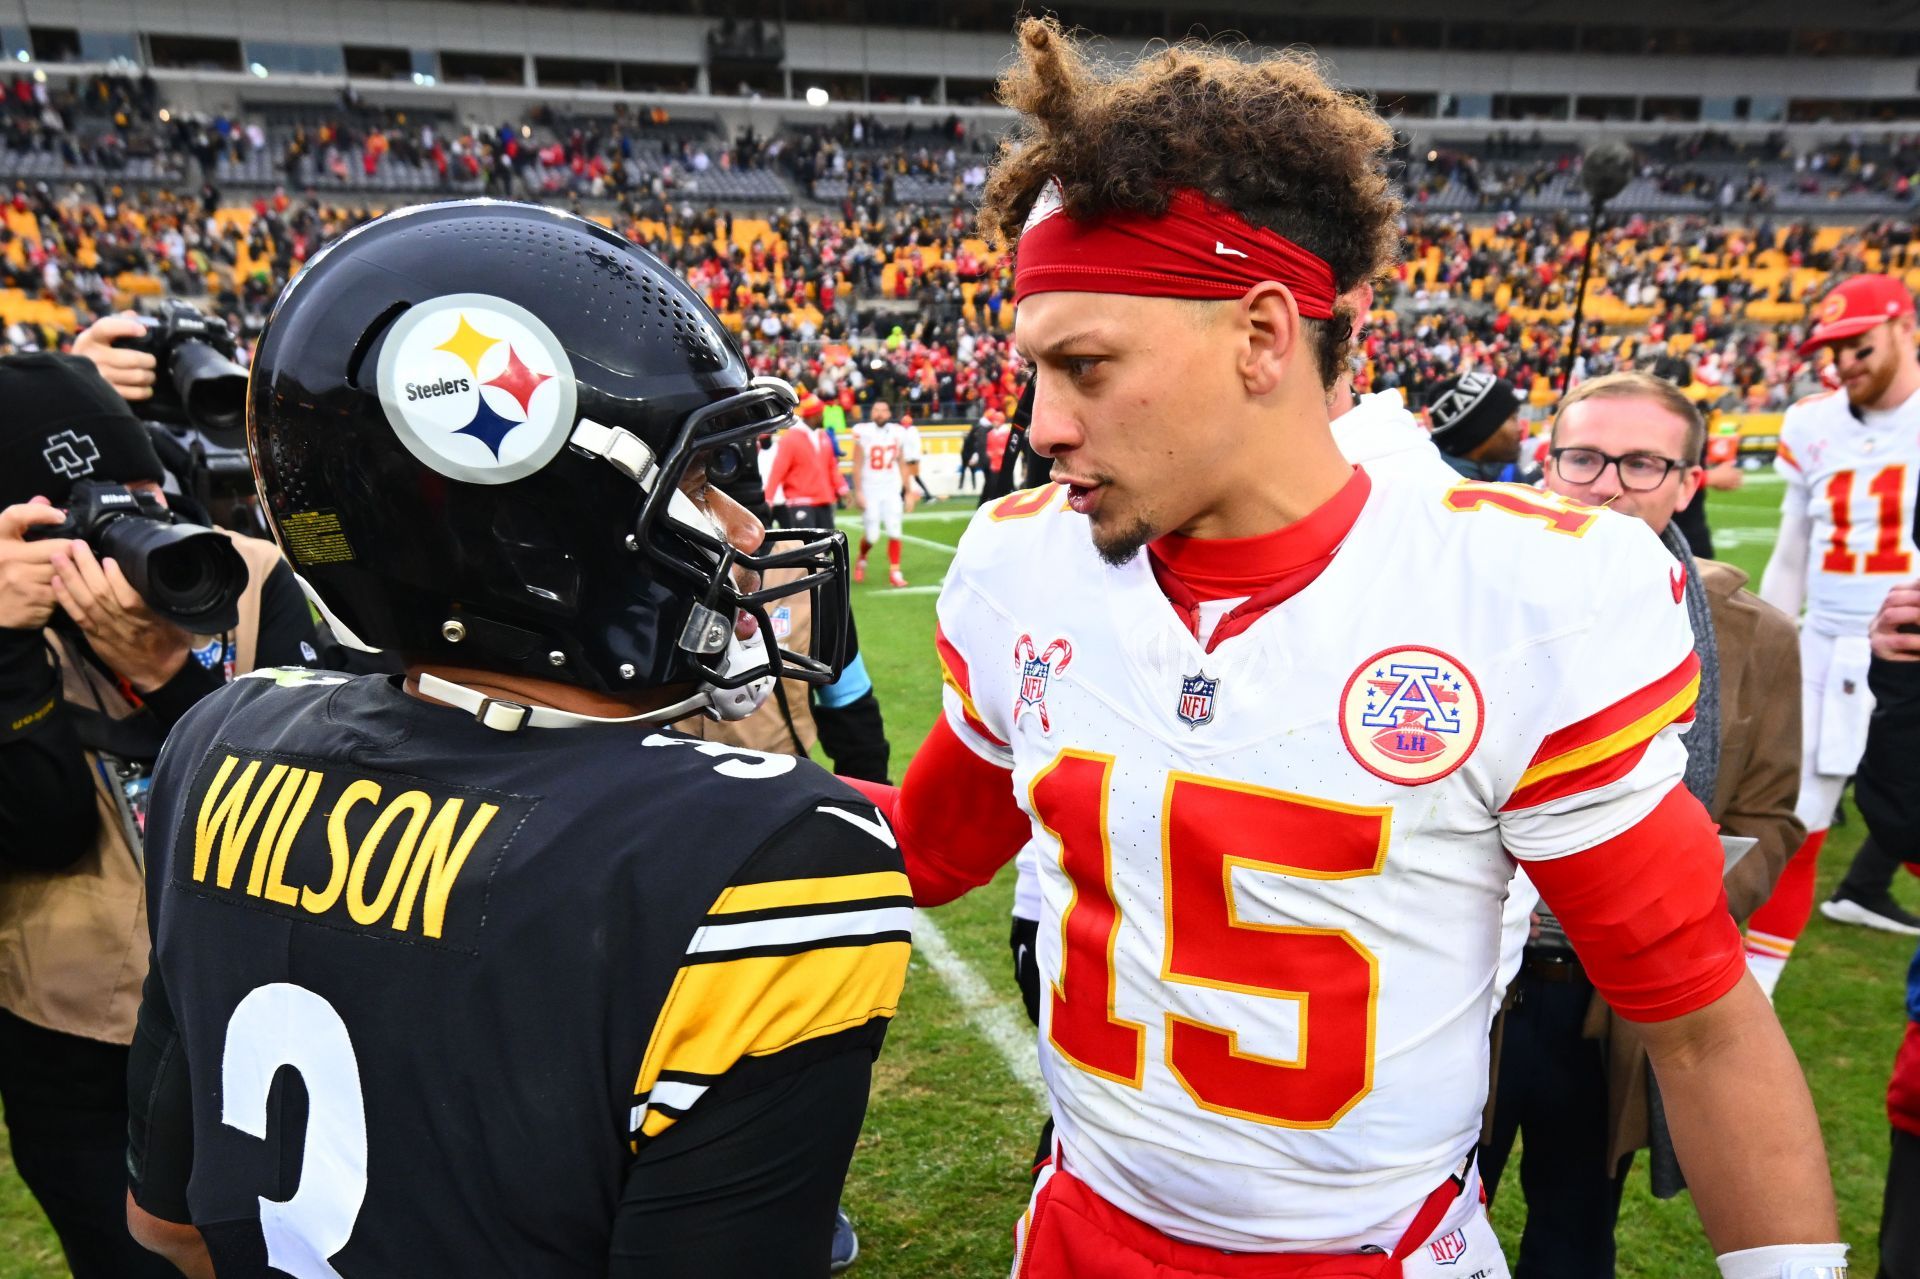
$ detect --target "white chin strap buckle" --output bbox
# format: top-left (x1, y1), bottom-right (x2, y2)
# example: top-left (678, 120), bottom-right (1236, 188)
top-left (570, 418), bottom-right (660, 489)
top-left (470, 695), bottom-right (534, 732)
top-left (413, 671), bottom-right (703, 733)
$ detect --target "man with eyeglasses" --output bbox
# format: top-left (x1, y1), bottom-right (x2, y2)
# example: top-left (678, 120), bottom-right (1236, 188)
top-left (1484, 370), bottom-right (1803, 1275)
top-left (1746, 274), bottom-right (1920, 996)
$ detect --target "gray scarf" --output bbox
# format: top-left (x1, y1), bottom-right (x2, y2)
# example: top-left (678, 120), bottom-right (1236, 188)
top-left (1664, 522), bottom-right (1721, 810)
top-left (1646, 521), bottom-right (1723, 1199)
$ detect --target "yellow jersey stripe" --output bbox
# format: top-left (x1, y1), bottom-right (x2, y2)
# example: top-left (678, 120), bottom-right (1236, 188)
top-left (1514, 675), bottom-right (1700, 790)
top-left (711, 870), bottom-right (912, 916)
top-left (633, 939), bottom-right (909, 1096)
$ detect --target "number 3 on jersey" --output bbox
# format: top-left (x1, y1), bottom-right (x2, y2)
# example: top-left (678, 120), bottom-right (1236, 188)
top-left (1032, 751), bottom-right (1389, 1129)
top-left (223, 983), bottom-right (368, 1279)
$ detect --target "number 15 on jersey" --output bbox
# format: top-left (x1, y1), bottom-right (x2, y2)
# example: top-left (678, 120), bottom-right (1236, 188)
top-left (1031, 750), bottom-right (1390, 1130)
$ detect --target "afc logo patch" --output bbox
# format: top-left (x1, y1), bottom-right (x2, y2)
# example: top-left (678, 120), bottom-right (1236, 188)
top-left (1427, 1227), bottom-right (1469, 1265)
top-left (1176, 672), bottom-right (1218, 729)
top-left (1339, 646), bottom-right (1485, 785)
top-left (1012, 633), bottom-right (1072, 734)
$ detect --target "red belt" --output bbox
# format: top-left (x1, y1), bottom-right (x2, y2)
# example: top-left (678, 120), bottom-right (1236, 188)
top-left (1015, 1152), bottom-right (1475, 1279)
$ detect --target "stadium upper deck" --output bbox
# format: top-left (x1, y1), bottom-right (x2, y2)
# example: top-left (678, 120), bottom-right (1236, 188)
top-left (14, 0), bottom-right (1920, 135)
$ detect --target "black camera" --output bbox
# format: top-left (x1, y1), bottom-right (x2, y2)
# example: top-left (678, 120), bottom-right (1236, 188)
top-left (27, 480), bottom-right (247, 632)
top-left (112, 301), bottom-right (250, 440)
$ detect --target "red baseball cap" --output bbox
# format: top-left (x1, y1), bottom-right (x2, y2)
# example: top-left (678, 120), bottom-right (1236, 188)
top-left (1799, 274), bottom-right (1917, 354)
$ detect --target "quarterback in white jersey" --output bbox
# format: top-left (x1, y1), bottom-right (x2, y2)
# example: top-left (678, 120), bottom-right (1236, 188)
top-left (851, 400), bottom-right (920, 588)
top-left (1745, 274), bottom-right (1920, 989)
top-left (1003, 387), bottom-right (1459, 971)
top-left (941, 457), bottom-right (1713, 1254)
top-left (844, 22), bottom-right (1844, 1279)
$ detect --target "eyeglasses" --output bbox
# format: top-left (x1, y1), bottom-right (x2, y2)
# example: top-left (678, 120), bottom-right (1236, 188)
top-left (1550, 447), bottom-right (1690, 491)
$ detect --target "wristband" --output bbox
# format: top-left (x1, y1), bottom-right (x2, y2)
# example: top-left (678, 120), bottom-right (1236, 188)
top-left (1716, 1244), bottom-right (1848, 1279)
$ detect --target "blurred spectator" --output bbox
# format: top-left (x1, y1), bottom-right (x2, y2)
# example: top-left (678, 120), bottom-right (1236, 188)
top-left (1425, 372), bottom-right (1529, 480)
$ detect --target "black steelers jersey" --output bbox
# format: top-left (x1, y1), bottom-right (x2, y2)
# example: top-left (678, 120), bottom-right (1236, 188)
top-left (128, 669), bottom-right (909, 1277)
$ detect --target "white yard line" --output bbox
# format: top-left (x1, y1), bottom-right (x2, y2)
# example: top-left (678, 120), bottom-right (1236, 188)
top-left (837, 523), bottom-right (961, 556)
top-left (861, 584), bottom-right (944, 597)
top-left (912, 912), bottom-right (1049, 1105)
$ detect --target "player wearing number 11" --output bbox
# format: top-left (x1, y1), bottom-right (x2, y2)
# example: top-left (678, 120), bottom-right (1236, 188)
top-left (845, 21), bottom-right (1845, 1279)
top-left (1742, 273), bottom-right (1920, 991)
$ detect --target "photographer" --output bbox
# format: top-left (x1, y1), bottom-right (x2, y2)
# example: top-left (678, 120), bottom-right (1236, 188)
top-left (0, 353), bottom-right (313, 1278)
top-left (71, 312), bottom-right (160, 404)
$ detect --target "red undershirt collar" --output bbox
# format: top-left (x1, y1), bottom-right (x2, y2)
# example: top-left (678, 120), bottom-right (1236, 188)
top-left (1147, 466), bottom-right (1371, 653)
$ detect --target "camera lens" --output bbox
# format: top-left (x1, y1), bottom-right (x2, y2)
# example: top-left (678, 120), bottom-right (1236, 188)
top-left (95, 517), bottom-right (248, 632)
top-left (170, 341), bottom-right (250, 438)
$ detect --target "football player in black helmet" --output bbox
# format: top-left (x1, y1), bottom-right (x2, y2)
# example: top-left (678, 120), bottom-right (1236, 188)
top-left (124, 201), bottom-right (911, 1279)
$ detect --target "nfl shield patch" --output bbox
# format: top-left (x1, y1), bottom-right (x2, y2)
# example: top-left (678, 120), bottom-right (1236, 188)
top-left (1175, 673), bottom-right (1218, 729)
top-left (1426, 1227), bottom-right (1468, 1264)
top-left (1012, 634), bottom-right (1073, 734)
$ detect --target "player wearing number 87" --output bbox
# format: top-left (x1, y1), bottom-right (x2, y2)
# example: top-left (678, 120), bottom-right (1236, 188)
top-left (123, 202), bottom-right (910, 1279)
top-left (841, 20), bottom-right (1845, 1279)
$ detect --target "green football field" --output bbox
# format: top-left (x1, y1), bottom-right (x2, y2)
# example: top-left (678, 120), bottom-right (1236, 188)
top-left (0, 474), bottom-right (1912, 1277)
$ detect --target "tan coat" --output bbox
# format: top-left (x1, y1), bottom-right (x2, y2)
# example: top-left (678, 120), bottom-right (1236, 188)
top-left (678, 567), bottom-right (820, 758)
top-left (1596, 556), bottom-right (1804, 1170)
top-left (0, 529), bottom-right (283, 1045)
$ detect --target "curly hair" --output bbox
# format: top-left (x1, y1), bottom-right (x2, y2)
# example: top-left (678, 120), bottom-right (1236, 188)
top-left (979, 18), bottom-right (1403, 386)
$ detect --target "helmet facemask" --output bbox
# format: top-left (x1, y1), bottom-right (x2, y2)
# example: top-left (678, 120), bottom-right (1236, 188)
top-left (626, 377), bottom-right (851, 718)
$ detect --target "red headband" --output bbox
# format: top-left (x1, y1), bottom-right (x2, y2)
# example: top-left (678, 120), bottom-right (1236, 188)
top-left (1013, 184), bottom-right (1339, 317)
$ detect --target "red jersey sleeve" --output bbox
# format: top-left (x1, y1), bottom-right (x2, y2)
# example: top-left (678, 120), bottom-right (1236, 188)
top-left (1523, 785), bottom-right (1746, 1023)
top-left (844, 717), bottom-right (1030, 907)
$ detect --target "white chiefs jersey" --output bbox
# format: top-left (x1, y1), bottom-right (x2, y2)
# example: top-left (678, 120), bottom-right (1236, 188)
top-left (1776, 387), bottom-right (1920, 637)
top-left (936, 463), bottom-right (1701, 1252)
top-left (1005, 390), bottom-right (1455, 926)
top-left (852, 421), bottom-right (920, 476)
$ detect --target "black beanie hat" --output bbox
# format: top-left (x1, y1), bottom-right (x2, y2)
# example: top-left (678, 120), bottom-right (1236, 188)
top-left (0, 353), bottom-right (165, 508)
top-left (1425, 372), bottom-right (1524, 457)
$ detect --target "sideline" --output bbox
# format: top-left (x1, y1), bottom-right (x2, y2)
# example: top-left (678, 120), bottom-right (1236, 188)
top-left (912, 912), bottom-right (1049, 1106)
top-left (837, 523), bottom-right (962, 556)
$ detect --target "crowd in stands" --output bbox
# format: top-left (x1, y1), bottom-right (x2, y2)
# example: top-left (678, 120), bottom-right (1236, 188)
top-left (0, 172), bottom-right (1909, 421)
top-left (1405, 129), bottom-right (1920, 214)
top-left (1380, 211), bottom-right (1920, 410)
top-left (0, 83), bottom-right (1918, 423)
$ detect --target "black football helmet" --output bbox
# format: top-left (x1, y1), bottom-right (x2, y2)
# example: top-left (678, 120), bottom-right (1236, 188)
top-left (247, 200), bottom-right (848, 725)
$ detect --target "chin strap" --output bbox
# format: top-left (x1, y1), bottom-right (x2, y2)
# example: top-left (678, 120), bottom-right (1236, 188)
top-left (414, 671), bottom-right (706, 733)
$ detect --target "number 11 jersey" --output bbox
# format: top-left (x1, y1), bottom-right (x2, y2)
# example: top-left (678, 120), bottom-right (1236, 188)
top-left (935, 465), bottom-right (1724, 1252)
top-left (1774, 387), bottom-right (1920, 637)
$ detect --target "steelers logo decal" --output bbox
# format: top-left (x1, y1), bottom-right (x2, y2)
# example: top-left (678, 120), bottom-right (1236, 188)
top-left (376, 292), bottom-right (577, 485)
top-left (1338, 646), bottom-right (1484, 786)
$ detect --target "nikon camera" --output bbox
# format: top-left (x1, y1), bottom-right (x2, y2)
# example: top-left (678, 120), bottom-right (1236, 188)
top-left (26, 480), bottom-right (247, 632)
top-left (112, 300), bottom-right (250, 440)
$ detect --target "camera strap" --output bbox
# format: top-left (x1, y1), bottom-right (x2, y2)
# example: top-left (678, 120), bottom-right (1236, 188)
top-left (0, 676), bottom-right (57, 745)
top-left (40, 632), bottom-right (159, 864)
top-left (50, 632), bottom-right (170, 762)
